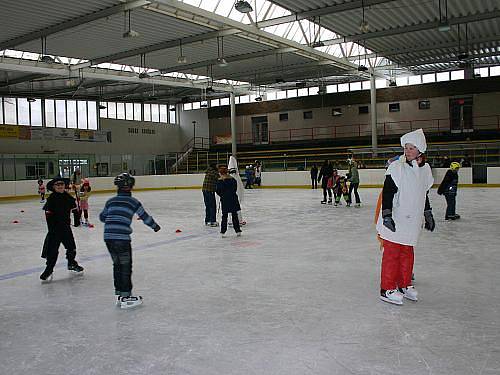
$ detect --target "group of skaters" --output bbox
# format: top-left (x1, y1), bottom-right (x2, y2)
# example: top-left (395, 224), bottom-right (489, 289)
top-left (244, 161), bottom-right (262, 189)
top-left (310, 158), bottom-right (362, 207)
top-left (34, 128), bottom-right (464, 309)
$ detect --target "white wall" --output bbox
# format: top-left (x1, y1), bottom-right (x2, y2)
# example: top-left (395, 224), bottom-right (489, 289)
top-left (0, 168), bottom-right (479, 199)
top-left (487, 167), bottom-right (500, 184)
top-left (178, 108), bottom-right (209, 145)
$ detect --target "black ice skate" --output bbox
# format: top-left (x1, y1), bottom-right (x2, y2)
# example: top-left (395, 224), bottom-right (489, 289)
top-left (321, 200), bottom-right (327, 204)
top-left (40, 269), bottom-right (53, 283)
top-left (67, 262), bottom-right (84, 274)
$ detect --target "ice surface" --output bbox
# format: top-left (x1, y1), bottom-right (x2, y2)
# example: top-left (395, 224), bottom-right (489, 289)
top-left (1, 188), bottom-right (499, 375)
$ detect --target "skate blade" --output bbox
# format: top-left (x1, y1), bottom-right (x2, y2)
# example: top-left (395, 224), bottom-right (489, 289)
top-left (68, 270), bottom-right (84, 275)
top-left (379, 296), bottom-right (403, 305)
top-left (40, 275), bottom-right (53, 284)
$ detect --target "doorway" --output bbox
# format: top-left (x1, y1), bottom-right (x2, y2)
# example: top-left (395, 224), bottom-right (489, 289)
top-left (251, 116), bottom-right (269, 144)
top-left (449, 97), bottom-right (473, 133)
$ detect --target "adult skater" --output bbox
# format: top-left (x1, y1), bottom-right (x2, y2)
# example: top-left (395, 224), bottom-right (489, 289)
top-left (438, 161), bottom-right (461, 220)
top-left (228, 156), bottom-right (246, 225)
top-left (202, 163), bottom-right (219, 227)
top-left (310, 164), bottom-right (318, 189)
top-left (99, 173), bottom-right (161, 309)
top-left (376, 129), bottom-right (435, 305)
top-left (216, 165), bottom-right (242, 238)
top-left (318, 160), bottom-right (333, 204)
top-left (254, 161), bottom-right (262, 187)
top-left (347, 158), bottom-right (361, 207)
top-left (40, 176), bottom-right (84, 282)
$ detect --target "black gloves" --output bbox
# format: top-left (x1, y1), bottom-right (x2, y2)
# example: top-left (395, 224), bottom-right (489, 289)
top-left (154, 224), bottom-right (161, 232)
top-left (382, 209), bottom-right (396, 232)
top-left (424, 210), bottom-right (435, 232)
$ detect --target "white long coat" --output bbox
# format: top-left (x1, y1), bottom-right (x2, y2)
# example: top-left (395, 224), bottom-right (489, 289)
top-left (376, 155), bottom-right (434, 247)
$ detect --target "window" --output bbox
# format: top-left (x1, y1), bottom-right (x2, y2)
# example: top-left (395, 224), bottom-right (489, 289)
top-left (450, 70), bottom-right (464, 80)
top-left (279, 113), bottom-right (288, 121)
top-left (88, 102), bottom-right (97, 130)
top-left (303, 111), bottom-right (313, 119)
top-left (159, 104), bottom-right (168, 123)
top-left (55, 100), bottom-right (66, 128)
top-left (99, 102), bottom-right (107, 118)
top-left (239, 95), bottom-right (250, 103)
top-left (297, 88), bottom-right (308, 97)
top-left (116, 102), bottom-right (125, 120)
top-left (192, 102), bottom-right (201, 110)
top-left (126, 103), bottom-right (134, 121)
top-left (144, 103), bottom-right (151, 121)
top-left (78, 101), bottom-right (88, 129)
top-left (210, 99), bottom-right (220, 107)
top-left (276, 90), bottom-right (286, 99)
top-left (220, 97), bottom-right (230, 105)
top-left (408, 75), bottom-right (421, 85)
top-left (45, 99), bottom-right (55, 127)
top-left (266, 92), bottom-right (277, 101)
top-left (25, 162), bottom-right (46, 179)
top-left (389, 103), bottom-right (400, 112)
top-left (4, 98), bottom-right (17, 124)
top-left (436, 72), bottom-right (449, 82)
top-left (361, 80), bottom-right (371, 90)
top-left (133, 103), bottom-right (142, 121)
top-left (422, 73), bottom-right (436, 83)
top-left (151, 104), bottom-right (160, 122)
top-left (359, 106), bottom-right (369, 114)
top-left (66, 100), bottom-right (77, 128)
top-left (108, 102), bottom-right (116, 119)
top-left (418, 100), bottom-right (430, 110)
top-left (17, 98), bottom-right (30, 125)
top-left (350, 81), bottom-right (362, 91)
top-left (169, 105), bottom-right (177, 124)
top-left (287, 89), bottom-right (297, 98)
top-left (337, 83), bottom-right (349, 92)
top-left (396, 77), bottom-right (408, 86)
top-left (490, 66), bottom-right (500, 76)
top-left (0, 98), bottom-right (3, 124)
top-left (326, 85), bottom-right (337, 93)
top-left (309, 87), bottom-right (319, 95)
top-left (332, 108), bottom-right (342, 116)
top-left (375, 79), bottom-right (387, 88)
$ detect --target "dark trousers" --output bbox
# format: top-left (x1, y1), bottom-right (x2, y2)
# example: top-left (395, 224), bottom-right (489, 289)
top-left (221, 211), bottom-right (241, 234)
top-left (203, 190), bottom-right (216, 224)
top-left (42, 229), bottom-right (77, 272)
top-left (105, 240), bottom-right (133, 297)
top-left (323, 187), bottom-right (332, 201)
top-left (255, 177), bottom-right (261, 186)
top-left (311, 178), bottom-right (317, 189)
top-left (444, 193), bottom-right (457, 217)
top-left (348, 182), bottom-right (360, 204)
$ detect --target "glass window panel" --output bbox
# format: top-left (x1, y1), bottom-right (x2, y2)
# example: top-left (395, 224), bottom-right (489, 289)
top-left (396, 77), bottom-right (408, 86)
top-left (77, 101), bottom-right (88, 129)
top-left (450, 70), bottom-right (464, 80)
top-left (99, 101), bottom-right (107, 118)
top-left (192, 102), bottom-right (201, 110)
top-left (144, 103), bottom-right (151, 121)
top-left (116, 102), bottom-right (125, 120)
top-left (0, 98), bottom-right (3, 124)
top-left (266, 91), bottom-right (277, 100)
top-left (408, 75), bottom-right (421, 85)
top-left (220, 97), bottom-right (229, 105)
top-left (436, 72), bottom-right (449, 82)
top-left (55, 100), bottom-right (66, 128)
top-left (126, 103), bottom-right (134, 120)
top-left (4, 98), bottom-right (17, 124)
top-left (88, 101), bottom-right (97, 130)
top-left (297, 88), bottom-right (308, 96)
top-left (350, 81), bottom-right (362, 91)
top-left (134, 103), bottom-right (142, 121)
top-left (375, 79), bottom-right (387, 88)
top-left (160, 104), bottom-right (168, 123)
top-left (276, 90), bottom-right (286, 99)
top-left (108, 102), bottom-right (116, 118)
top-left (326, 85), bottom-right (337, 93)
top-left (309, 86), bottom-right (320, 95)
top-left (30, 99), bottom-right (42, 126)
top-left (337, 83), bottom-right (349, 92)
top-left (151, 104), bottom-right (159, 122)
top-left (234, 97), bottom-right (240, 104)
top-left (210, 99), bottom-right (220, 107)
top-left (45, 99), bottom-right (55, 127)
top-left (422, 73), bottom-right (436, 83)
top-left (239, 95), bottom-right (250, 103)
top-left (183, 103), bottom-right (192, 111)
top-left (490, 66), bottom-right (500, 76)
top-left (169, 105), bottom-right (176, 124)
top-left (67, 100), bottom-right (77, 128)
top-left (17, 98), bottom-right (30, 125)
top-left (287, 89), bottom-right (297, 98)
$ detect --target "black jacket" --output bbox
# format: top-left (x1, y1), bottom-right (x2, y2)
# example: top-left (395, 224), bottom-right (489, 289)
top-left (438, 170), bottom-right (458, 195)
top-left (318, 164), bottom-right (334, 188)
top-left (216, 177), bottom-right (241, 214)
top-left (43, 192), bottom-right (76, 232)
top-left (310, 166), bottom-right (318, 179)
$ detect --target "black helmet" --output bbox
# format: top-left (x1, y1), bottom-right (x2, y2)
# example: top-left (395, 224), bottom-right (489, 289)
top-left (114, 173), bottom-right (135, 189)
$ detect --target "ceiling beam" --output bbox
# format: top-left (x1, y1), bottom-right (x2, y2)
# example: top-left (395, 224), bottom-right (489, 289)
top-left (0, 0), bottom-right (150, 51)
top-left (0, 73), bottom-right (47, 87)
top-left (257, 0), bottom-right (396, 28)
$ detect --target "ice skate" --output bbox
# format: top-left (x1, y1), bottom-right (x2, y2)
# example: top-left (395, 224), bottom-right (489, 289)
top-left (236, 232), bottom-right (242, 237)
top-left (221, 233), bottom-right (227, 238)
top-left (445, 215), bottom-right (457, 220)
top-left (239, 221), bottom-right (246, 226)
top-left (400, 286), bottom-right (418, 301)
top-left (453, 214), bottom-right (461, 220)
top-left (321, 200), bottom-right (327, 204)
top-left (327, 199), bottom-right (333, 205)
top-left (40, 269), bottom-right (53, 283)
top-left (120, 295), bottom-right (143, 309)
top-left (355, 203), bottom-right (361, 208)
top-left (67, 262), bottom-right (84, 274)
top-left (380, 289), bottom-right (403, 305)
top-left (209, 222), bottom-right (219, 227)
top-left (334, 202), bottom-right (338, 207)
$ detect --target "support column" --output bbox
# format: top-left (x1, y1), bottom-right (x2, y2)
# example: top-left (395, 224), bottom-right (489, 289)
top-left (230, 92), bottom-right (237, 157)
top-left (370, 73), bottom-right (378, 154)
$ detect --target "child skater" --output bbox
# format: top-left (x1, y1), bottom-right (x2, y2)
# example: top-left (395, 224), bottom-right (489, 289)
top-left (376, 129), bottom-right (435, 305)
top-left (99, 173), bottom-right (161, 309)
top-left (334, 175), bottom-right (350, 207)
top-left (37, 178), bottom-right (46, 202)
top-left (437, 162), bottom-right (461, 220)
top-left (40, 177), bottom-right (84, 282)
top-left (216, 165), bottom-right (242, 238)
top-left (79, 178), bottom-right (92, 226)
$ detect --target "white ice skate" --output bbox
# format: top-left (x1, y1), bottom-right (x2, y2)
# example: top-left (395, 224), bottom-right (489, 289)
top-left (380, 289), bottom-right (404, 305)
top-left (120, 296), bottom-right (143, 309)
top-left (400, 286), bottom-right (418, 301)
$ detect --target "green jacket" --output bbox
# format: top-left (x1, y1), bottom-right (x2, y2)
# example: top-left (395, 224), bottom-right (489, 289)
top-left (348, 165), bottom-right (359, 184)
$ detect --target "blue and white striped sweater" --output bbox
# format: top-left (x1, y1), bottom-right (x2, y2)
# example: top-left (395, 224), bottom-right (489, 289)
top-left (99, 191), bottom-right (158, 241)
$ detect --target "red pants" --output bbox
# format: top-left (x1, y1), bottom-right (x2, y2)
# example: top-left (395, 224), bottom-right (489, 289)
top-left (380, 239), bottom-right (414, 290)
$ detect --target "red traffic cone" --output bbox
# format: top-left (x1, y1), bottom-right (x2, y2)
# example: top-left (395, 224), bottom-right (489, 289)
top-left (175, 229), bottom-right (182, 233)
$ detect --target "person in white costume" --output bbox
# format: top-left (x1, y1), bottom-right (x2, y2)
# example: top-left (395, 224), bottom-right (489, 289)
top-left (228, 156), bottom-right (246, 225)
top-left (376, 129), bottom-right (435, 305)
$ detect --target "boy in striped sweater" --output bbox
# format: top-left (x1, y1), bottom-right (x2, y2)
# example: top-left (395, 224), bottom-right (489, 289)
top-left (99, 173), bottom-right (161, 309)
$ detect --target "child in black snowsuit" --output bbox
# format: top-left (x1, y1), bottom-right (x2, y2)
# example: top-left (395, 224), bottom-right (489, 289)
top-left (216, 165), bottom-right (242, 237)
top-left (40, 177), bottom-right (84, 282)
top-left (438, 161), bottom-right (460, 220)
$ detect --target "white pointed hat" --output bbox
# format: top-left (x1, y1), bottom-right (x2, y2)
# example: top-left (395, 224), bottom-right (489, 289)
top-left (400, 128), bottom-right (427, 153)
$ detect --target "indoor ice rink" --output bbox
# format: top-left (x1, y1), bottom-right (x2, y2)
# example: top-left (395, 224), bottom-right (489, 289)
top-left (1, 0), bottom-right (500, 374)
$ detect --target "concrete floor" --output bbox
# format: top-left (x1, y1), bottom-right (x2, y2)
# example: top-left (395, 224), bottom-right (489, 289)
top-left (1, 187), bottom-right (499, 375)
